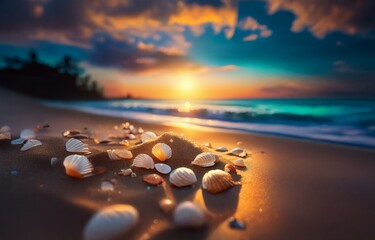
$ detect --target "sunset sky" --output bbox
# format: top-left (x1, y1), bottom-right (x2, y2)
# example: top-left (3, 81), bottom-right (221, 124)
top-left (0, 0), bottom-right (375, 99)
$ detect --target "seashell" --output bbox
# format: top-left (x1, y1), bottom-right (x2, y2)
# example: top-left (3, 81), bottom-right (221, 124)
top-left (65, 138), bottom-right (90, 153)
top-left (131, 172), bottom-right (137, 178)
top-left (202, 169), bottom-right (236, 194)
top-left (131, 154), bottom-right (154, 169)
top-left (83, 204), bottom-right (139, 240)
top-left (138, 127), bottom-right (144, 134)
top-left (101, 181), bottom-right (114, 192)
top-left (51, 157), bottom-right (59, 166)
top-left (63, 129), bottom-right (81, 137)
top-left (21, 139), bottom-right (42, 151)
top-left (0, 132), bottom-right (11, 140)
top-left (141, 131), bottom-right (157, 142)
top-left (233, 158), bottom-right (246, 167)
top-left (0, 125), bottom-right (10, 133)
top-left (169, 167), bottom-right (197, 187)
top-left (118, 168), bottom-right (132, 176)
top-left (229, 148), bottom-right (247, 158)
top-left (173, 201), bottom-right (205, 228)
top-left (127, 134), bottom-right (136, 140)
top-left (224, 164), bottom-right (237, 173)
top-left (63, 154), bottom-right (94, 179)
top-left (159, 198), bottom-right (175, 214)
top-left (143, 174), bottom-right (164, 186)
top-left (122, 122), bottom-right (130, 129)
top-left (215, 146), bottom-right (228, 152)
top-left (119, 140), bottom-right (130, 146)
top-left (11, 137), bottom-right (26, 145)
top-left (203, 142), bottom-right (212, 148)
top-left (107, 149), bottom-right (133, 160)
top-left (191, 152), bottom-right (216, 167)
top-left (155, 163), bottom-right (172, 174)
top-left (20, 128), bottom-right (36, 140)
top-left (152, 143), bottom-right (172, 161)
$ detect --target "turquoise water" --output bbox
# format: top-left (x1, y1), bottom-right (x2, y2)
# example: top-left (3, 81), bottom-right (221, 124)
top-left (45, 99), bottom-right (375, 148)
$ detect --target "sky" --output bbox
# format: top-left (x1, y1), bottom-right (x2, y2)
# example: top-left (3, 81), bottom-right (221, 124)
top-left (0, 0), bottom-right (374, 99)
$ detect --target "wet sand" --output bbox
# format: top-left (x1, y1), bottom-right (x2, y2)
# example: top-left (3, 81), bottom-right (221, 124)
top-left (1, 88), bottom-right (375, 240)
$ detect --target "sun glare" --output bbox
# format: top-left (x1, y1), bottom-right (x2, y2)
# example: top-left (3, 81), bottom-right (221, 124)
top-left (180, 76), bottom-right (194, 92)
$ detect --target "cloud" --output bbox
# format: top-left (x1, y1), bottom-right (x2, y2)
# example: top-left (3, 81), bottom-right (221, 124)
top-left (266, 0), bottom-right (375, 38)
top-left (238, 17), bottom-right (272, 41)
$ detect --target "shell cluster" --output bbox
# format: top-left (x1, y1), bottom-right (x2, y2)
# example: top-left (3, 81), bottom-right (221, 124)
top-left (132, 154), bottom-right (154, 169)
top-left (107, 149), bottom-right (133, 160)
top-left (65, 138), bottom-right (90, 154)
top-left (63, 154), bottom-right (94, 179)
top-left (191, 152), bottom-right (217, 167)
top-left (202, 169), bottom-right (236, 194)
top-left (169, 167), bottom-right (197, 187)
top-left (152, 143), bottom-right (172, 161)
top-left (173, 201), bottom-right (206, 228)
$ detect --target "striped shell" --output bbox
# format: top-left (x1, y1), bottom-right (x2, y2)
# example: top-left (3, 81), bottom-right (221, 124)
top-left (202, 169), bottom-right (236, 194)
top-left (229, 148), bottom-right (247, 158)
top-left (21, 139), bottom-right (42, 151)
top-left (155, 163), bottom-right (172, 174)
top-left (173, 201), bottom-right (205, 228)
top-left (132, 154), bottom-right (154, 169)
top-left (169, 167), bottom-right (197, 187)
top-left (63, 154), bottom-right (94, 179)
top-left (65, 138), bottom-right (90, 153)
top-left (191, 152), bottom-right (217, 167)
top-left (224, 163), bottom-right (237, 173)
top-left (152, 143), bottom-right (172, 161)
top-left (233, 158), bottom-right (246, 167)
top-left (141, 131), bottom-right (157, 142)
top-left (83, 204), bottom-right (139, 240)
top-left (107, 149), bottom-right (133, 160)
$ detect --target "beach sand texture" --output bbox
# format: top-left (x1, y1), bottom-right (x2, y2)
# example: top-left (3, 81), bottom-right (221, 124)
top-left (1, 88), bottom-right (375, 240)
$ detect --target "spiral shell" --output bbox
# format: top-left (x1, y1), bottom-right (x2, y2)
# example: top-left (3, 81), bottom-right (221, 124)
top-left (233, 158), bottom-right (246, 167)
top-left (152, 143), bottom-right (172, 161)
top-left (107, 149), bottom-right (133, 160)
top-left (191, 152), bottom-right (216, 167)
top-left (229, 148), bottom-right (247, 158)
top-left (63, 154), bottom-right (94, 179)
top-left (155, 163), bottom-right (172, 174)
top-left (202, 169), bottom-right (236, 194)
top-left (173, 201), bottom-right (205, 228)
top-left (21, 139), bottom-right (42, 151)
top-left (141, 131), bottom-right (157, 142)
top-left (83, 204), bottom-right (139, 240)
top-left (131, 154), bottom-right (154, 169)
top-left (65, 138), bottom-right (90, 153)
top-left (169, 167), bottom-right (197, 187)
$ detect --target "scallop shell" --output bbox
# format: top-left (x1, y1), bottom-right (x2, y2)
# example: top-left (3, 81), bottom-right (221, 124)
top-left (229, 148), bottom-right (247, 158)
top-left (65, 138), bottom-right (90, 153)
top-left (0, 132), bottom-right (11, 140)
top-left (152, 143), bottom-right (172, 161)
top-left (233, 158), bottom-right (246, 167)
top-left (202, 169), bottom-right (236, 194)
top-left (131, 154), bottom-right (154, 169)
top-left (191, 152), bottom-right (216, 167)
top-left (21, 139), bottom-right (42, 151)
top-left (83, 204), bottom-right (139, 240)
top-left (20, 128), bottom-right (36, 140)
top-left (141, 131), bottom-right (157, 142)
top-left (173, 201), bottom-right (205, 228)
top-left (224, 163), bottom-right (237, 173)
top-left (155, 163), bottom-right (172, 174)
top-left (143, 174), bottom-right (164, 186)
top-left (215, 146), bottom-right (228, 152)
top-left (169, 167), bottom-right (197, 187)
top-left (63, 154), bottom-right (94, 179)
top-left (107, 149), bottom-right (133, 160)
top-left (0, 125), bottom-right (10, 133)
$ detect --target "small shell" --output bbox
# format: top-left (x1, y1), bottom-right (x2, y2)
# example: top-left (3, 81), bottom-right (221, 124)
top-left (224, 164), bottom-right (237, 173)
top-left (132, 154), bottom-right (154, 169)
top-left (169, 167), bottom-right (197, 187)
top-left (83, 204), bottom-right (139, 240)
top-left (141, 131), bottom-right (157, 142)
top-left (65, 138), bottom-right (90, 153)
top-left (51, 157), bottom-right (59, 166)
top-left (0, 132), bottom-right (11, 140)
top-left (138, 127), bottom-right (144, 134)
top-left (143, 174), bottom-right (164, 186)
top-left (0, 125), bottom-right (10, 133)
top-left (63, 154), bottom-right (94, 179)
top-left (191, 152), bottom-right (216, 167)
top-left (203, 142), bottom-right (212, 148)
top-left (63, 129), bottom-right (81, 137)
top-left (21, 139), bottom-right (42, 151)
top-left (202, 169), bottom-right (236, 194)
top-left (127, 134), bottom-right (136, 140)
top-left (152, 143), bottom-right (172, 161)
top-left (173, 201), bottom-right (205, 228)
top-left (11, 137), bottom-right (25, 145)
top-left (118, 168), bottom-right (133, 176)
top-left (155, 163), bottom-right (172, 174)
top-left (20, 128), bottom-right (36, 140)
top-left (119, 140), bottom-right (130, 146)
top-left (233, 158), bottom-right (246, 167)
top-left (107, 149), bottom-right (133, 160)
top-left (215, 146), bottom-right (228, 152)
top-left (229, 148), bottom-right (247, 158)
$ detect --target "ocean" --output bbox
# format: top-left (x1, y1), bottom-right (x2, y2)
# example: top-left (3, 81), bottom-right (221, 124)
top-left (44, 99), bottom-right (375, 148)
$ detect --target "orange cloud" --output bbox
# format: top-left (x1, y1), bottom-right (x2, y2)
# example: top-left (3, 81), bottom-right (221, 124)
top-left (238, 17), bottom-right (272, 41)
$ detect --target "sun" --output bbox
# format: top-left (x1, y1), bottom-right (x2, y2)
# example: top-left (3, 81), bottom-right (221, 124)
top-left (180, 77), bottom-right (193, 91)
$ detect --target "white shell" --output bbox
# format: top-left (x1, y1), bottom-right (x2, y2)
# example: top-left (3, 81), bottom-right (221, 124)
top-left (11, 137), bottom-right (26, 145)
top-left (141, 131), bottom-right (157, 142)
top-left (229, 148), bottom-right (247, 157)
top-left (21, 139), bottom-right (42, 151)
top-left (203, 142), bottom-right (212, 148)
top-left (63, 154), bottom-right (94, 179)
top-left (173, 201), bottom-right (205, 228)
top-left (20, 128), bottom-right (35, 140)
top-left (0, 132), bottom-right (11, 140)
top-left (83, 204), bottom-right (139, 240)
top-left (155, 163), bottom-right (172, 174)
top-left (132, 154), bottom-right (154, 169)
top-left (233, 158), bottom-right (246, 167)
top-left (215, 146), bottom-right (228, 152)
top-left (191, 152), bottom-right (216, 167)
top-left (202, 169), bottom-right (236, 194)
top-left (169, 167), bottom-right (197, 187)
top-left (107, 149), bottom-right (133, 160)
top-left (152, 143), bottom-right (172, 161)
top-left (0, 125), bottom-right (10, 133)
top-left (119, 140), bottom-right (130, 146)
top-left (65, 138), bottom-right (90, 153)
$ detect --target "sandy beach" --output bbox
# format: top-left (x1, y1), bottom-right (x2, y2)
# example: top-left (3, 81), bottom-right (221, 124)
top-left (1, 88), bottom-right (375, 240)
